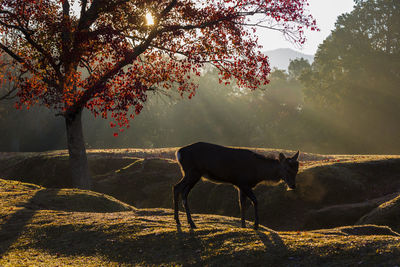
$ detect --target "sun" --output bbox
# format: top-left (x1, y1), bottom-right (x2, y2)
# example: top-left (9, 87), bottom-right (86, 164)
top-left (145, 12), bottom-right (154, 26)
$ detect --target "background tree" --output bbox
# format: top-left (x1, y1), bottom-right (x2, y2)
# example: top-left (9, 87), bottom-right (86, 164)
top-left (300, 0), bottom-right (400, 153)
top-left (0, 0), bottom-right (317, 188)
top-left (288, 58), bottom-right (311, 80)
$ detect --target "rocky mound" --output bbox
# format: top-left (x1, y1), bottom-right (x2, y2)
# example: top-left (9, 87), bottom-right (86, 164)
top-left (357, 195), bottom-right (400, 233)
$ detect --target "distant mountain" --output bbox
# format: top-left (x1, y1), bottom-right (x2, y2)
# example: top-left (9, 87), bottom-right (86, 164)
top-left (264, 48), bottom-right (314, 71)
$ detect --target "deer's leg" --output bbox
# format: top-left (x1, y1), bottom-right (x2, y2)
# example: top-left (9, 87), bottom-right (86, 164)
top-left (242, 187), bottom-right (259, 230)
top-left (173, 180), bottom-right (185, 226)
top-left (181, 171), bottom-right (201, 228)
top-left (238, 188), bottom-right (248, 228)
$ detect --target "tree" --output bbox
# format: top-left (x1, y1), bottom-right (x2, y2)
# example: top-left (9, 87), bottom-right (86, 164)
top-left (299, 0), bottom-right (400, 153)
top-left (288, 57), bottom-right (311, 80)
top-left (302, 0), bottom-right (399, 105)
top-left (0, 0), bottom-right (316, 189)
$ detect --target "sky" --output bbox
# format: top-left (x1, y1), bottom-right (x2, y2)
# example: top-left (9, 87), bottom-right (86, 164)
top-left (257, 0), bottom-right (355, 55)
top-left (70, 0), bottom-right (355, 56)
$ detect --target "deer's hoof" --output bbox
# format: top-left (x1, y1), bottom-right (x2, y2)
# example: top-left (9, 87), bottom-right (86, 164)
top-left (189, 223), bottom-right (197, 229)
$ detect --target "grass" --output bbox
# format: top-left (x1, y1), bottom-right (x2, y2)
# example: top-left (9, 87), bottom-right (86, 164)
top-left (1, 148), bottom-right (400, 265)
top-left (1, 178), bottom-right (400, 266)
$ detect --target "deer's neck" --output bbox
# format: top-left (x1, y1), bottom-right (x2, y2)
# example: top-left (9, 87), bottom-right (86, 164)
top-left (258, 160), bottom-right (281, 182)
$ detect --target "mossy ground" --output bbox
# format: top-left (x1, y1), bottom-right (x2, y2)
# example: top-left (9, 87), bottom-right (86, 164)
top-left (1, 178), bottom-right (400, 266)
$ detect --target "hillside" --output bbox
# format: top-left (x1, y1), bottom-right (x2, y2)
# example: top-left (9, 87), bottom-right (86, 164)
top-left (1, 178), bottom-right (400, 266)
top-left (263, 48), bottom-right (314, 70)
top-left (1, 148), bottom-right (400, 232)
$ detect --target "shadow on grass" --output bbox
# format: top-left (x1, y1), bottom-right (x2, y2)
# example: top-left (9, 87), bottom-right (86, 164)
top-left (257, 230), bottom-right (286, 250)
top-left (21, 221), bottom-right (289, 265)
top-left (0, 187), bottom-right (131, 258)
top-left (0, 189), bottom-right (59, 258)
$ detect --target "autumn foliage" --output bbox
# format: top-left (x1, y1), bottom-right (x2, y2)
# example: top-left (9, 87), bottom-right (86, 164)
top-left (0, 0), bottom-right (316, 188)
top-left (0, 0), bottom-right (316, 130)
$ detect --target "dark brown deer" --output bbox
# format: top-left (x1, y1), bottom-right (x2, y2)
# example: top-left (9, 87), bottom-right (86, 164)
top-left (173, 142), bottom-right (299, 230)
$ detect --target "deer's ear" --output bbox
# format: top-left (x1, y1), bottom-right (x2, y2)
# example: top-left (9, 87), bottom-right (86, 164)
top-left (292, 151), bottom-right (299, 161)
top-left (279, 153), bottom-right (286, 162)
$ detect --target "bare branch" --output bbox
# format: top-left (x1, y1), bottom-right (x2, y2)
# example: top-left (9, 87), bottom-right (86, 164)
top-left (0, 43), bottom-right (25, 64)
top-left (0, 68), bottom-right (28, 101)
top-left (0, 86), bottom-right (18, 100)
top-left (80, 57), bottom-right (93, 75)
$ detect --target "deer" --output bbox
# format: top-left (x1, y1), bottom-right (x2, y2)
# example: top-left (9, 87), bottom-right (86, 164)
top-left (173, 142), bottom-right (300, 230)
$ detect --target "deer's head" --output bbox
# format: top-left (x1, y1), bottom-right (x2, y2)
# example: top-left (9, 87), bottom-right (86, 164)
top-left (279, 151), bottom-right (299, 190)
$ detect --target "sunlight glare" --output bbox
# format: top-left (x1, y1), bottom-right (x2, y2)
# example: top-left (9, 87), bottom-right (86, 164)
top-left (145, 12), bottom-right (154, 26)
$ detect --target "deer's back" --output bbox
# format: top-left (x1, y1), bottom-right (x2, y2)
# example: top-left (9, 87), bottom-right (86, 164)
top-left (177, 142), bottom-right (267, 186)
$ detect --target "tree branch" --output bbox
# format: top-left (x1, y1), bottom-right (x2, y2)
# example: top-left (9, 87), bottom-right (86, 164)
top-left (68, 0), bottom-right (179, 114)
top-left (61, 0), bottom-right (71, 71)
top-left (0, 43), bottom-right (25, 64)
top-left (80, 0), bottom-right (88, 18)
top-left (0, 86), bottom-right (18, 100)
top-left (0, 12), bottom-right (62, 80)
top-left (0, 67), bottom-right (28, 101)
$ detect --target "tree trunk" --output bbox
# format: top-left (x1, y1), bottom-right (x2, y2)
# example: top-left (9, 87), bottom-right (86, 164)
top-left (65, 109), bottom-right (92, 189)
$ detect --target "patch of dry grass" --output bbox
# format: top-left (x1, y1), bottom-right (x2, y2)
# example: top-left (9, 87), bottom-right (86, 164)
top-left (1, 179), bottom-right (400, 266)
